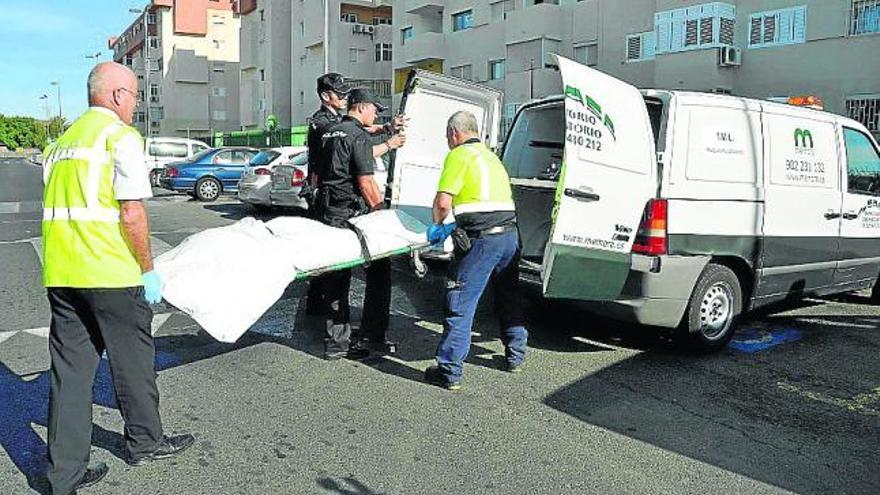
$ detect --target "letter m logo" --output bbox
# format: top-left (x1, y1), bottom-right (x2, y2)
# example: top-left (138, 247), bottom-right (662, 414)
top-left (794, 128), bottom-right (814, 148)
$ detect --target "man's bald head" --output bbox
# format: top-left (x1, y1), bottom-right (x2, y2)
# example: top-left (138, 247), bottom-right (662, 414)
top-left (88, 62), bottom-right (139, 124)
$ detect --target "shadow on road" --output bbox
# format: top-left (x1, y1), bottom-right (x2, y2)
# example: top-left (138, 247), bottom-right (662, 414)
top-left (317, 476), bottom-right (385, 495)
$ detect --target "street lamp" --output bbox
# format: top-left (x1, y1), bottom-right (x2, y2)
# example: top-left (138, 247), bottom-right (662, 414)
top-left (49, 81), bottom-right (62, 121)
top-left (85, 51), bottom-right (102, 60)
top-left (129, 5), bottom-right (150, 135)
top-left (39, 94), bottom-right (50, 138)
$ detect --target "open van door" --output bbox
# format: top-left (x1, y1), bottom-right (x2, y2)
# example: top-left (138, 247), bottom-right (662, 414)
top-left (541, 55), bottom-right (657, 300)
top-left (389, 70), bottom-right (503, 226)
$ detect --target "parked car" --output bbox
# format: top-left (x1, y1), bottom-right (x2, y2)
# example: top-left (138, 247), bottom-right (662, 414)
top-left (145, 137), bottom-right (211, 186)
top-left (390, 63), bottom-right (880, 352)
top-left (160, 147), bottom-right (259, 201)
top-left (238, 146), bottom-right (307, 210)
top-left (268, 153), bottom-right (389, 211)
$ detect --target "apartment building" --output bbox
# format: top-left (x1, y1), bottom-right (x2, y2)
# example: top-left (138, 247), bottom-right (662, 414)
top-left (393, 0), bottom-right (880, 138)
top-left (290, 1), bottom-right (395, 125)
top-left (238, 0), bottom-right (292, 130)
top-left (110, 0), bottom-right (242, 137)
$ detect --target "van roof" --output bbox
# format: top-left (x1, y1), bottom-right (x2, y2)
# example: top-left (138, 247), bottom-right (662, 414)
top-left (520, 90), bottom-right (872, 135)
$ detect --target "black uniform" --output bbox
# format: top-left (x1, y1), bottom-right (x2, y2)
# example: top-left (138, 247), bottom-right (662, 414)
top-left (314, 116), bottom-right (391, 355)
top-left (303, 105), bottom-right (343, 315)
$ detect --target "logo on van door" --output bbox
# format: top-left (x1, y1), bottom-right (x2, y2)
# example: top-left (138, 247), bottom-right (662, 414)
top-left (564, 85), bottom-right (617, 141)
top-left (794, 128), bottom-right (814, 149)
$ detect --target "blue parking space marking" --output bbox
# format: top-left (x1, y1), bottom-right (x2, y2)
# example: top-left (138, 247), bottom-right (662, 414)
top-left (728, 328), bottom-right (803, 353)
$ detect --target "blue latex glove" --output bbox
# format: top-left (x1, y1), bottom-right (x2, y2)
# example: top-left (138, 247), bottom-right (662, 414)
top-left (143, 270), bottom-right (163, 304)
top-left (427, 222), bottom-right (456, 245)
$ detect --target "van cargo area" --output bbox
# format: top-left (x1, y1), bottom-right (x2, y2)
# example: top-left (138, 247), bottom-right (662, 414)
top-left (502, 97), bottom-right (665, 265)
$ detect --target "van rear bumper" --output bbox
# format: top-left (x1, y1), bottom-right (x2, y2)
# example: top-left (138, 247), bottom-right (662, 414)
top-left (582, 254), bottom-right (710, 328)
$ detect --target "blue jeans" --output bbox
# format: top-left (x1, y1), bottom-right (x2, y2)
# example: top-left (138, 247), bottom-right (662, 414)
top-left (436, 229), bottom-right (528, 382)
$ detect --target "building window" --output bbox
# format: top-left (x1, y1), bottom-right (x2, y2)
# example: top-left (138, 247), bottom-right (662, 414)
top-left (573, 43), bottom-right (598, 66)
top-left (212, 110), bottom-right (227, 121)
top-left (850, 0), bottom-right (880, 35)
top-left (349, 47), bottom-right (360, 63)
top-left (450, 64), bottom-right (473, 81)
top-left (151, 107), bottom-right (164, 120)
top-left (124, 55), bottom-right (133, 66)
top-left (749, 6), bottom-right (807, 48)
top-left (626, 31), bottom-right (656, 61)
top-left (149, 37), bottom-right (159, 49)
top-left (401, 27), bottom-right (413, 45)
top-left (372, 17), bottom-right (392, 26)
top-left (453, 10), bottom-right (474, 32)
top-left (259, 69), bottom-right (265, 81)
top-left (489, 59), bottom-right (505, 80)
top-left (847, 95), bottom-right (880, 136)
top-left (341, 12), bottom-right (358, 23)
top-left (212, 86), bottom-right (226, 97)
top-left (137, 90), bottom-right (145, 102)
top-left (147, 13), bottom-right (156, 25)
top-left (299, 91), bottom-right (304, 105)
top-left (149, 83), bottom-right (160, 98)
top-left (299, 22), bottom-right (304, 37)
top-left (212, 39), bottom-right (225, 50)
top-left (136, 111), bottom-right (145, 123)
top-left (375, 43), bottom-right (392, 62)
top-left (655, 2), bottom-right (736, 54)
top-left (490, 0), bottom-right (516, 21)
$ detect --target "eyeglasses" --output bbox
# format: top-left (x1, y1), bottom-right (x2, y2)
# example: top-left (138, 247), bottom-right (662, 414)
top-left (116, 87), bottom-right (138, 100)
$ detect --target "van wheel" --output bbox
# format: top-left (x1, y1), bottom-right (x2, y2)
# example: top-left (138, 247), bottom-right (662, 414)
top-left (678, 263), bottom-right (741, 353)
top-left (195, 177), bottom-right (221, 202)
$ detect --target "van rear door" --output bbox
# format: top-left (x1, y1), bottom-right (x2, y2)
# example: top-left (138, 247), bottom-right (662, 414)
top-left (389, 70), bottom-right (503, 226)
top-left (541, 55), bottom-right (657, 300)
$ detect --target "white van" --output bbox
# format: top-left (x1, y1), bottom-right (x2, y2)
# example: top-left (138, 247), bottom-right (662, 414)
top-left (145, 137), bottom-right (211, 186)
top-left (391, 57), bottom-right (880, 352)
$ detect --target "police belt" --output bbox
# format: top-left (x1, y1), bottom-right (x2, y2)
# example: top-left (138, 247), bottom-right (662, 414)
top-left (464, 222), bottom-right (517, 239)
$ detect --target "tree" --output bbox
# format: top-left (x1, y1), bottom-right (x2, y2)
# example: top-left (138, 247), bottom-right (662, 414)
top-left (0, 114), bottom-right (48, 150)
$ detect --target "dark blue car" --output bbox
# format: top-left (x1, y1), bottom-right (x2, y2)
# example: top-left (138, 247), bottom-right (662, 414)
top-left (159, 147), bottom-right (259, 201)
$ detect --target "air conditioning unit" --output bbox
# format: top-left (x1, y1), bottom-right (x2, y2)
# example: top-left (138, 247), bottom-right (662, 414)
top-left (718, 46), bottom-right (741, 67)
top-left (353, 24), bottom-right (363, 33)
top-left (365, 25), bottom-right (375, 35)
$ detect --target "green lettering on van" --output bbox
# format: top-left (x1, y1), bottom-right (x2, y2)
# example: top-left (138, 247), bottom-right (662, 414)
top-left (603, 114), bottom-right (616, 140)
top-left (564, 85), bottom-right (583, 104)
top-left (794, 128), bottom-right (814, 149)
top-left (585, 96), bottom-right (602, 119)
top-left (562, 84), bottom-right (617, 142)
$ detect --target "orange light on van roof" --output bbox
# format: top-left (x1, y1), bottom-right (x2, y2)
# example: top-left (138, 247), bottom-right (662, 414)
top-left (787, 95), bottom-right (824, 110)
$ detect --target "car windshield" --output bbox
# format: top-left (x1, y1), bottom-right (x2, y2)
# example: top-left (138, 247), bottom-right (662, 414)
top-left (288, 152), bottom-right (309, 166)
top-left (250, 150), bottom-right (281, 166)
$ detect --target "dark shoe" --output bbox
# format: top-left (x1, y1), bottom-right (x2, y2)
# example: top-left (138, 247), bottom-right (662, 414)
top-left (504, 361), bottom-right (523, 373)
top-left (424, 366), bottom-right (461, 391)
top-left (127, 434), bottom-right (195, 467)
top-left (74, 461), bottom-right (109, 491)
top-left (324, 347), bottom-right (371, 361)
top-left (359, 339), bottom-right (398, 355)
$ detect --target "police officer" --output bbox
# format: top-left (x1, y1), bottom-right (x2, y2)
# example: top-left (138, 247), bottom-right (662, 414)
top-left (423, 110), bottom-right (528, 390)
top-left (41, 62), bottom-right (193, 495)
top-left (304, 74), bottom-right (407, 316)
top-left (314, 88), bottom-right (405, 360)
top-left (303, 73), bottom-right (352, 316)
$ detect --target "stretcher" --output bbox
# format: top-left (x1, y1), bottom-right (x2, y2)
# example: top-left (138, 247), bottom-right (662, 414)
top-left (154, 209), bottom-right (433, 343)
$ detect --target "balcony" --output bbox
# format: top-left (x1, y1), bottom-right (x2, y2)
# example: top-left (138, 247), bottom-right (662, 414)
top-left (399, 32), bottom-right (445, 65)
top-left (405, 1), bottom-right (443, 17)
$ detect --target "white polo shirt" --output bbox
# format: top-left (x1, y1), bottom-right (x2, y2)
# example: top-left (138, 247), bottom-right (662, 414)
top-left (91, 106), bottom-right (153, 201)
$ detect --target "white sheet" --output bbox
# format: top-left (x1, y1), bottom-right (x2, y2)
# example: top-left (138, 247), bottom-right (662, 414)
top-left (154, 210), bottom-right (427, 343)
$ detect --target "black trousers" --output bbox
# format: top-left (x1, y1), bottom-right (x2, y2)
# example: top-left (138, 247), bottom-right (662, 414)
top-left (323, 258), bottom-right (391, 354)
top-left (46, 287), bottom-right (163, 495)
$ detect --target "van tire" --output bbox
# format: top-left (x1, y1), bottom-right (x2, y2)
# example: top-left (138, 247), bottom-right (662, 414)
top-left (195, 177), bottom-right (221, 202)
top-left (678, 263), bottom-right (741, 353)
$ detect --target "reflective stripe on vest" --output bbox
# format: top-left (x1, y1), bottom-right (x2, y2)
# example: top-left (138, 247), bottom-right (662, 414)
top-left (453, 200), bottom-right (516, 214)
top-left (42, 108), bottom-right (144, 288)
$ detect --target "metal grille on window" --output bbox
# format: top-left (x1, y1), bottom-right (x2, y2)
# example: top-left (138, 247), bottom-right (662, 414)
top-left (763, 15), bottom-right (776, 43)
top-left (847, 96), bottom-right (880, 134)
top-left (626, 36), bottom-right (641, 61)
top-left (749, 17), bottom-right (762, 45)
top-left (685, 19), bottom-right (698, 46)
top-left (851, 0), bottom-right (880, 35)
top-left (699, 17), bottom-right (714, 44)
top-left (720, 18), bottom-right (735, 45)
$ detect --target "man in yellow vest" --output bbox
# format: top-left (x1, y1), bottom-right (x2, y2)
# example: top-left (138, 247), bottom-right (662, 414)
top-left (42, 62), bottom-right (193, 495)
top-left (423, 111), bottom-right (529, 390)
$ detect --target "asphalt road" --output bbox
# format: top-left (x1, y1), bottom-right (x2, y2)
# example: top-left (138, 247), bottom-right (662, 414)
top-left (1, 157), bottom-right (878, 494)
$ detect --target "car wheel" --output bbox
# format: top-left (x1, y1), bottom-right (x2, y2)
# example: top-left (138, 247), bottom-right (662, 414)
top-left (149, 169), bottom-right (161, 187)
top-left (195, 177), bottom-right (221, 202)
top-left (677, 263), bottom-right (741, 353)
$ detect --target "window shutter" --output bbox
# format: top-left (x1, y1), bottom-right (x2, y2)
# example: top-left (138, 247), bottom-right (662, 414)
top-left (699, 17), bottom-right (714, 44)
top-left (792, 6), bottom-right (807, 43)
top-left (642, 31), bottom-right (656, 59)
top-left (763, 15), bottom-right (777, 44)
top-left (670, 9), bottom-right (685, 51)
top-left (778, 9), bottom-right (793, 44)
top-left (627, 35), bottom-right (642, 60)
top-left (685, 19), bottom-right (698, 46)
top-left (720, 17), bottom-right (735, 45)
top-left (655, 12), bottom-right (671, 53)
top-left (749, 15), bottom-right (762, 45)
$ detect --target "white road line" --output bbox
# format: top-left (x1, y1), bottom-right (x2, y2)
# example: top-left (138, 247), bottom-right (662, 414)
top-left (0, 331), bottom-right (18, 345)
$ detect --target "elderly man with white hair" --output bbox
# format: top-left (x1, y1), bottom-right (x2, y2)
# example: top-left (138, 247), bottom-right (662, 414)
top-left (424, 110), bottom-right (529, 390)
top-left (41, 62), bottom-right (193, 495)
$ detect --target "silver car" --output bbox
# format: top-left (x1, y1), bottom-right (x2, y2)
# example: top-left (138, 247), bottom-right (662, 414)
top-left (268, 151), bottom-right (311, 210)
top-left (238, 146), bottom-right (307, 209)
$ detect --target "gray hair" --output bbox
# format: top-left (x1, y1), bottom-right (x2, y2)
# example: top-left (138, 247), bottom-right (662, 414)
top-left (86, 65), bottom-right (106, 101)
top-left (447, 111), bottom-right (480, 135)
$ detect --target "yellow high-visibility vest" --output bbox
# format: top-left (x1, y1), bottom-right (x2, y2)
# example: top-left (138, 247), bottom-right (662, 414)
top-left (42, 108), bottom-right (144, 288)
top-left (437, 140), bottom-right (515, 215)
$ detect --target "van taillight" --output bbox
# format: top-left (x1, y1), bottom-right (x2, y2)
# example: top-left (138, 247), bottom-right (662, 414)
top-left (291, 168), bottom-right (306, 186)
top-left (632, 199), bottom-right (667, 256)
